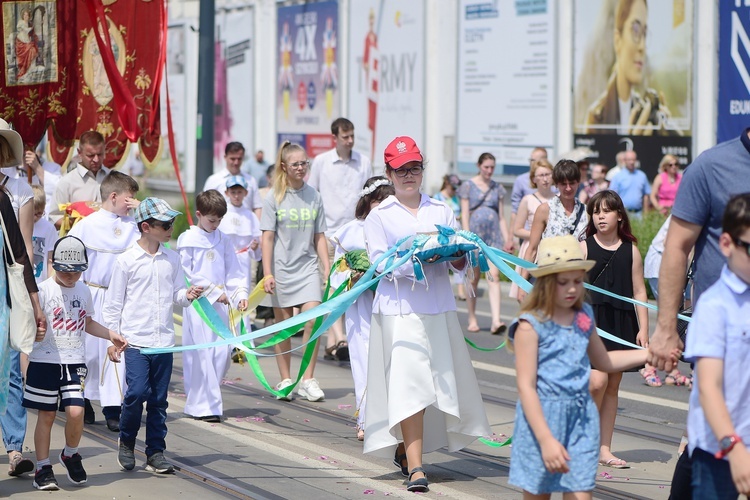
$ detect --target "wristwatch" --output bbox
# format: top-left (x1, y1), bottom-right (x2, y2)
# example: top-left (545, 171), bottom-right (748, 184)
top-left (715, 434), bottom-right (743, 459)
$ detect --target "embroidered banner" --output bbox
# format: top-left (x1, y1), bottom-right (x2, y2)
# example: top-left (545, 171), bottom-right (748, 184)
top-left (46, 0), bottom-right (165, 170)
top-left (0, 0), bottom-right (78, 151)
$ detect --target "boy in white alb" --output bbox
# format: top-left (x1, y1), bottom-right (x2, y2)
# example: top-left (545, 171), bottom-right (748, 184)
top-left (23, 236), bottom-right (127, 491)
top-left (30, 185), bottom-right (58, 283)
top-left (68, 171), bottom-right (140, 430)
top-left (103, 198), bottom-right (201, 474)
top-left (218, 175), bottom-right (262, 289)
top-left (177, 190), bottom-right (248, 422)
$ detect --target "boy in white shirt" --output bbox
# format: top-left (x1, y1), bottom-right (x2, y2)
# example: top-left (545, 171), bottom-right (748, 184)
top-left (102, 198), bottom-right (202, 474)
top-left (68, 171), bottom-right (140, 431)
top-left (30, 185), bottom-right (58, 283)
top-left (685, 193), bottom-right (750, 498)
top-left (219, 175), bottom-right (261, 337)
top-left (177, 190), bottom-right (248, 422)
top-left (23, 236), bottom-right (127, 491)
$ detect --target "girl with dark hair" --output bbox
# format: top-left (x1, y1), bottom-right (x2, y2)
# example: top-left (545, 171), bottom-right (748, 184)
top-left (330, 176), bottom-right (394, 441)
top-left (518, 159), bottom-right (589, 303)
top-left (580, 190), bottom-right (648, 469)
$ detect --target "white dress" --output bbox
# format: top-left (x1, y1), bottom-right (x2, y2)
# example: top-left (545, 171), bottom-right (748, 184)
top-left (330, 219), bottom-right (371, 428)
top-left (177, 227), bottom-right (248, 417)
top-left (363, 195), bottom-right (490, 458)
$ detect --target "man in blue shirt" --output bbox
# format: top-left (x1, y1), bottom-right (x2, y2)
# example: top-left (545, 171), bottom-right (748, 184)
top-left (648, 128), bottom-right (750, 499)
top-left (608, 150), bottom-right (650, 215)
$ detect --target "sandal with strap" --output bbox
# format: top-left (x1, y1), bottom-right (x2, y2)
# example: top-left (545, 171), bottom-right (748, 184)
top-left (393, 445), bottom-right (408, 477)
top-left (407, 467), bottom-right (429, 492)
top-left (639, 367), bottom-right (662, 387)
top-left (665, 371), bottom-right (691, 387)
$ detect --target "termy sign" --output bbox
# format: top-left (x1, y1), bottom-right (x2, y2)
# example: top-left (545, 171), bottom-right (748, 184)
top-left (719, 1), bottom-right (750, 142)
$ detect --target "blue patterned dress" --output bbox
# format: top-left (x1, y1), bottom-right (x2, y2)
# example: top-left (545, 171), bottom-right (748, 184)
top-left (458, 179), bottom-right (505, 248)
top-left (0, 238), bottom-right (10, 415)
top-left (509, 303), bottom-right (599, 494)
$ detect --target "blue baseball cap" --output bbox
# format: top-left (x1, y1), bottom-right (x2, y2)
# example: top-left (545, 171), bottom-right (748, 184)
top-left (133, 197), bottom-right (182, 223)
top-left (225, 175), bottom-right (248, 190)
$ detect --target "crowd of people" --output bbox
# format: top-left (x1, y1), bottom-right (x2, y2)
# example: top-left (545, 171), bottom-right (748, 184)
top-left (0, 113), bottom-right (748, 498)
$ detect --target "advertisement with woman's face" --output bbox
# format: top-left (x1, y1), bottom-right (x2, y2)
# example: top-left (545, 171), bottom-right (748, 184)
top-left (572, 0), bottom-right (693, 176)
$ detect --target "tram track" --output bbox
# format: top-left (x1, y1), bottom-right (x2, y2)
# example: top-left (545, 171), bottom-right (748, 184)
top-left (168, 363), bottom-right (677, 499)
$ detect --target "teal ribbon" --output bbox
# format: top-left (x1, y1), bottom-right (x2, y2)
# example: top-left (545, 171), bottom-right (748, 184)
top-left (146, 229), bottom-right (689, 355)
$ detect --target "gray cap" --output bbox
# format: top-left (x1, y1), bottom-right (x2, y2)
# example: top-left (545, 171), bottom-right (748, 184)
top-left (52, 236), bottom-right (89, 273)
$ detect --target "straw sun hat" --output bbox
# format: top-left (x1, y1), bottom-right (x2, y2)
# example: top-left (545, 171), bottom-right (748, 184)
top-left (0, 118), bottom-right (23, 168)
top-left (528, 235), bottom-right (596, 278)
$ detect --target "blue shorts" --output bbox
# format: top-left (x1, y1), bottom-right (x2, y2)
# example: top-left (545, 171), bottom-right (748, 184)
top-left (23, 362), bottom-right (87, 412)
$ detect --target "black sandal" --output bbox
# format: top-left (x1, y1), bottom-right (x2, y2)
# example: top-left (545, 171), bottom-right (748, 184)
top-left (407, 467), bottom-right (429, 492)
top-left (334, 340), bottom-right (349, 361)
top-left (393, 445), bottom-right (408, 477)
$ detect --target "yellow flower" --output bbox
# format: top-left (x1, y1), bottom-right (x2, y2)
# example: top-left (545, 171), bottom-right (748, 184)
top-left (135, 69), bottom-right (151, 90)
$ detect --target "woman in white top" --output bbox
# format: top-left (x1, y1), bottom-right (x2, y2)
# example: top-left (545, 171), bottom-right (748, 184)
top-left (363, 136), bottom-right (490, 493)
top-left (0, 122), bottom-right (34, 262)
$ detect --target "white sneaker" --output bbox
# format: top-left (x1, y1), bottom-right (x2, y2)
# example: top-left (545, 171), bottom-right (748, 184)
top-left (298, 378), bottom-right (325, 402)
top-left (275, 378), bottom-right (294, 401)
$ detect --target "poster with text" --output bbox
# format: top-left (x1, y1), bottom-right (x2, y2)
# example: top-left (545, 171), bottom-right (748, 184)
top-left (347, 0), bottom-right (424, 168)
top-left (277, 1), bottom-right (338, 157)
top-left (215, 8), bottom-right (255, 164)
top-left (456, 0), bottom-right (556, 176)
top-left (573, 0), bottom-right (693, 177)
top-left (718, 2), bottom-right (750, 144)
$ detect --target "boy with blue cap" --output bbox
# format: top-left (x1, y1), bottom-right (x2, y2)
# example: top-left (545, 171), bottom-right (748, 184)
top-left (102, 198), bottom-right (202, 474)
top-left (23, 236), bottom-right (128, 490)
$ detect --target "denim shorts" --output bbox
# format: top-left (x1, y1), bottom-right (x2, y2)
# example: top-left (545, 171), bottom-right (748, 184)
top-left (22, 362), bottom-right (87, 412)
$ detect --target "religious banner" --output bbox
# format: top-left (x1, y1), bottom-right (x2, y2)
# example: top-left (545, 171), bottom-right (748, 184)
top-left (276, 1), bottom-right (339, 157)
top-left (0, 0), bottom-right (78, 151)
top-left (46, 0), bottom-right (165, 170)
top-left (572, 0), bottom-right (693, 176)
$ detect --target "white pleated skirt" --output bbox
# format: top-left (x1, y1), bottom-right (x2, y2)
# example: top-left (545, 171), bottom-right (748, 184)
top-left (363, 311), bottom-right (491, 458)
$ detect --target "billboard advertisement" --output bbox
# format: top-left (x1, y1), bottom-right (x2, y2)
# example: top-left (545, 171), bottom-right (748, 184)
top-left (718, 2), bottom-right (750, 144)
top-left (456, 0), bottom-right (557, 176)
top-left (572, 0), bottom-right (693, 175)
top-left (277, 1), bottom-right (339, 157)
top-left (348, 0), bottom-right (424, 168)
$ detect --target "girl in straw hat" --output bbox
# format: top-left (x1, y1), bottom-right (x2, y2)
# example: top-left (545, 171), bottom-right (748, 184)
top-left (508, 234), bottom-right (656, 497)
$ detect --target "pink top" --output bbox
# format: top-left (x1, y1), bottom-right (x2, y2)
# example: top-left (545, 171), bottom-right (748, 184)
top-left (364, 194), bottom-right (459, 315)
top-left (657, 171), bottom-right (681, 208)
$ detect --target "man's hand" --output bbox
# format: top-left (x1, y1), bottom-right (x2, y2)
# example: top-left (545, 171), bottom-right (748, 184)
top-left (647, 324), bottom-right (683, 371)
top-left (216, 293), bottom-right (229, 305)
top-left (250, 239), bottom-right (259, 250)
top-left (237, 299), bottom-right (248, 312)
top-left (124, 197), bottom-right (140, 210)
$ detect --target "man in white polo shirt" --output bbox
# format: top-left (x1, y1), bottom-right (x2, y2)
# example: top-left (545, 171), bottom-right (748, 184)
top-left (308, 118), bottom-right (372, 361)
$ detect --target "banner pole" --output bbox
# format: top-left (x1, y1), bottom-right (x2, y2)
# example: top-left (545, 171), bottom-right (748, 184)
top-left (196, 0), bottom-right (215, 193)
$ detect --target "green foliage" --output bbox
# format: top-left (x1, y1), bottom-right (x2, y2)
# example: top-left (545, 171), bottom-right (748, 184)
top-left (171, 197), bottom-right (194, 240)
top-left (630, 210), bottom-right (668, 299)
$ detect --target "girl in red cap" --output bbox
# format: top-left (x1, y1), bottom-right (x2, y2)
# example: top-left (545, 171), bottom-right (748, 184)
top-left (363, 136), bottom-right (490, 492)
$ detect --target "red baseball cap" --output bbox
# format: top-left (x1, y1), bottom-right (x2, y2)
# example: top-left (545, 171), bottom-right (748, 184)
top-left (384, 136), bottom-right (423, 169)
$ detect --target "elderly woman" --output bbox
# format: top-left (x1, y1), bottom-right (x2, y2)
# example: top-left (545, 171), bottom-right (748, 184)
top-left (649, 154), bottom-right (681, 215)
top-left (516, 160), bottom-right (589, 303)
